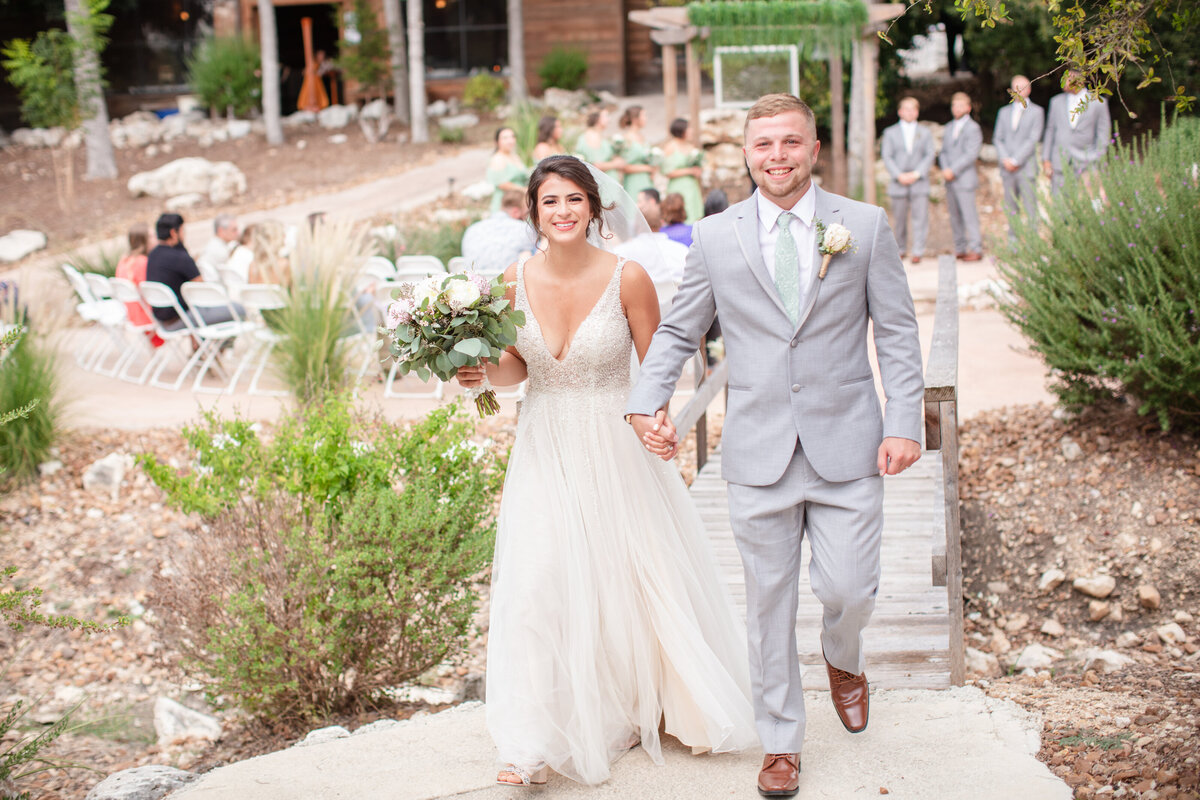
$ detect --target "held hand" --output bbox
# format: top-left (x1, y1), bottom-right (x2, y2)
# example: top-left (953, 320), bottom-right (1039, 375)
top-left (1002, 158), bottom-right (1018, 172)
top-left (877, 437), bottom-right (921, 476)
top-left (942, 168), bottom-right (955, 182)
top-left (630, 409), bottom-right (679, 461)
top-left (455, 364), bottom-right (486, 388)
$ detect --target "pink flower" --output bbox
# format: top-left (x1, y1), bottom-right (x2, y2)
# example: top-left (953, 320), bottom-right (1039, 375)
top-left (469, 273), bottom-right (491, 298)
top-left (386, 299), bottom-right (414, 329)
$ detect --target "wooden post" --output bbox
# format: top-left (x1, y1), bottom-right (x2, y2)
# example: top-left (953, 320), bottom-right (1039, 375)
top-left (860, 36), bottom-right (878, 206)
top-left (662, 43), bottom-right (678, 125)
top-left (828, 52), bottom-right (847, 196)
top-left (685, 38), bottom-right (702, 145)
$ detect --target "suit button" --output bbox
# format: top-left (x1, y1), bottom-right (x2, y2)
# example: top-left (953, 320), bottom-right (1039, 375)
top-left (791, 384), bottom-right (800, 393)
top-left (790, 339), bottom-right (798, 348)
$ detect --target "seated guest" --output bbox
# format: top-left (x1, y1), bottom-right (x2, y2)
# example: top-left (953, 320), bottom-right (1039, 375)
top-left (226, 225), bottom-right (257, 284)
top-left (660, 192), bottom-right (693, 247)
top-left (146, 213), bottom-right (242, 329)
top-left (635, 187), bottom-right (661, 224)
top-left (460, 190), bottom-right (537, 277)
top-left (703, 188), bottom-right (730, 218)
top-left (200, 213), bottom-right (239, 271)
top-left (614, 198), bottom-right (688, 285)
top-left (115, 222), bottom-right (161, 346)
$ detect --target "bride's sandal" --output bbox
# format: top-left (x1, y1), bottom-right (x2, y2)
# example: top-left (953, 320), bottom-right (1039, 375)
top-left (497, 764), bottom-right (548, 786)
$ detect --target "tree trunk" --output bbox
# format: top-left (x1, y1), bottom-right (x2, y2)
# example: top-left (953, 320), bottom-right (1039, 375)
top-left (258, 0), bottom-right (284, 145)
top-left (406, 0), bottom-right (428, 143)
top-left (64, 0), bottom-right (117, 180)
top-left (383, 0), bottom-right (409, 125)
top-left (506, 0), bottom-right (527, 104)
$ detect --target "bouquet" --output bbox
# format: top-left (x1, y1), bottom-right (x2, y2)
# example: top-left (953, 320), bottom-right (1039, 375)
top-left (382, 272), bottom-right (526, 416)
top-left (611, 133), bottom-right (626, 157)
top-left (686, 148), bottom-right (706, 169)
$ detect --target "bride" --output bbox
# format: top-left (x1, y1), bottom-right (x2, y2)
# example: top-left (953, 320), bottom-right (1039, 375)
top-left (455, 156), bottom-right (756, 787)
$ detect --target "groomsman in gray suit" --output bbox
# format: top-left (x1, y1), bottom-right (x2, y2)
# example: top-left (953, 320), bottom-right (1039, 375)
top-left (626, 94), bottom-right (924, 798)
top-left (880, 97), bottom-right (935, 263)
top-left (939, 92), bottom-right (984, 261)
top-left (994, 75), bottom-right (1045, 235)
top-left (1042, 70), bottom-right (1112, 194)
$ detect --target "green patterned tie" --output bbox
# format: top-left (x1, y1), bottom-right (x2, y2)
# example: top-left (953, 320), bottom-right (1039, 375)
top-left (774, 211), bottom-right (800, 326)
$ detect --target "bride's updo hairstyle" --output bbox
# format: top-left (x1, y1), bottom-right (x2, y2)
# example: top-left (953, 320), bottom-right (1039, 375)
top-left (526, 155), bottom-right (616, 241)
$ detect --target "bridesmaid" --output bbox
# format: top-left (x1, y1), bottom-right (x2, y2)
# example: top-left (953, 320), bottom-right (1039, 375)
top-left (574, 109), bottom-right (624, 182)
top-left (531, 115), bottom-right (565, 163)
top-left (617, 105), bottom-right (655, 197)
top-left (486, 127), bottom-right (530, 214)
top-left (661, 118), bottom-right (704, 223)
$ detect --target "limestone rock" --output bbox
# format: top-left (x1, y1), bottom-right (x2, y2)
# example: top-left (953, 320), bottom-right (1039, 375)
top-left (700, 107), bottom-right (747, 146)
top-left (82, 453), bottom-right (135, 501)
top-left (461, 180), bottom-right (494, 201)
top-left (164, 193), bottom-right (205, 211)
top-left (1073, 574), bottom-right (1116, 599)
top-left (1040, 619), bottom-right (1065, 637)
top-left (328, 134), bottom-right (349, 145)
top-left (351, 719), bottom-right (398, 736)
top-left (1060, 436), bottom-right (1083, 461)
top-left (127, 157), bottom-right (246, 205)
top-left (1038, 568), bottom-right (1066, 593)
top-left (978, 143), bottom-right (998, 164)
top-left (426, 99), bottom-right (450, 117)
top-left (295, 725), bottom-right (350, 747)
top-left (1136, 584), bottom-right (1162, 610)
top-left (283, 110), bottom-right (317, 127)
top-left (1108, 603), bottom-right (1124, 622)
top-left (318, 104), bottom-right (357, 129)
top-left (1082, 648), bottom-right (1134, 674)
top-left (110, 112), bottom-right (163, 149)
top-left (541, 88), bottom-right (589, 112)
top-left (1115, 631), bottom-right (1140, 648)
top-left (965, 646), bottom-right (1001, 677)
top-left (1089, 600), bottom-right (1111, 621)
top-left (1014, 643), bottom-right (1061, 670)
top-left (1004, 612), bottom-right (1030, 632)
top-left (85, 765), bottom-right (195, 800)
top-left (0, 229), bottom-right (47, 263)
top-left (438, 113), bottom-right (479, 131)
top-left (226, 119), bottom-right (252, 140)
top-left (153, 697), bottom-right (221, 745)
top-left (359, 99), bottom-right (390, 120)
top-left (1175, 610), bottom-right (1194, 624)
top-left (1156, 622), bottom-right (1187, 644)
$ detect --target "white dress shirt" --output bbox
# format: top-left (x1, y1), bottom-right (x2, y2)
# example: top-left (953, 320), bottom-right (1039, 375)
top-left (756, 186), bottom-right (816, 305)
top-left (1010, 101), bottom-right (1024, 130)
top-left (951, 115), bottom-right (969, 139)
top-left (899, 120), bottom-right (918, 153)
top-left (1068, 90), bottom-right (1089, 128)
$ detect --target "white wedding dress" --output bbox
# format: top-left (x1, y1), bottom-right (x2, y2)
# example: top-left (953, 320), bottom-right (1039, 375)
top-left (486, 256), bottom-right (757, 784)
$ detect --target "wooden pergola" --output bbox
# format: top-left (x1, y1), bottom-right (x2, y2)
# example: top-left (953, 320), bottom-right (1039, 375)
top-left (628, 3), bottom-right (903, 205)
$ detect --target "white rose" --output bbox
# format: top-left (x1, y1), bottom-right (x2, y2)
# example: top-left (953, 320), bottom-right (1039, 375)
top-left (445, 278), bottom-right (481, 310)
top-left (413, 275), bottom-right (444, 308)
top-left (823, 223), bottom-right (853, 253)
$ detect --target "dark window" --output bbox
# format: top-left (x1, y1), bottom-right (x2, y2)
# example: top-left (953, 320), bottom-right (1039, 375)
top-left (423, 0), bottom-right (507, 78)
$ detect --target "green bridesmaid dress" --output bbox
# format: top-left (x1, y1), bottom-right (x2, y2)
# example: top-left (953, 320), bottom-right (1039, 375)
top-left (663, 149), bottom-right (704, 223)
top-left (487, 160), bottom-right (530, 213)
top-left (621, 139), bottom-right (654, 196)
top-left (575, 133), bottom-right (621, 184)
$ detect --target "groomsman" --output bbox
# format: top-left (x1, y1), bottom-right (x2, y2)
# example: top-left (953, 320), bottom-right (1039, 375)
top-left (880, 97), bottom-right (934, 263)
top-left (1042, 71), bottom-right (1112, 194)
top-left (994, 75), bottom-right (1045, 235)
top-left (939, 92), bottom-right (984, 261)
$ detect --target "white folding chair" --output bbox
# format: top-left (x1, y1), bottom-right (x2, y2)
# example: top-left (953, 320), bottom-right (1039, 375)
top-left (79, 272), bottom-right (136, 377)
top-left (61, 264), bottom-right (127, 371)
top-left (218, 267), bottom-right (247, 300)
top-left (237, 283), bottom-right (289, 396)
top-left (180, 282), bottom-right (255, 393)
top-left (107, 277), bottom-right (159, 384)
top-left (446, 256), bottom-right (470, 274)
top-left (195, 257), bottom-right (222, 284)
top-left (363, 256), bottom-right (398, 281)
top-left (394, 255), bottom-right (445, 280)
top-left (138, 281), bottom-right (207, 391)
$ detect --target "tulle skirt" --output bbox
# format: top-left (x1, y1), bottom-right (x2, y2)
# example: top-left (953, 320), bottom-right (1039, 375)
top-left (486, 389), bottom-right (757, 785)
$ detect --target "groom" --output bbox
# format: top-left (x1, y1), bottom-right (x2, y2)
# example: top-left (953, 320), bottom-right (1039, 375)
top-left (626, 94), bottom-right (924, 797)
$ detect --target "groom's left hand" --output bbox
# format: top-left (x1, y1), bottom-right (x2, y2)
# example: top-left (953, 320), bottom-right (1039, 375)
top-left (878, 437), bottom-right (921, 476)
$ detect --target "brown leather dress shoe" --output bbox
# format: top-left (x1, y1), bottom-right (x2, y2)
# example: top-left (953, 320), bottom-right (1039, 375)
top-left (758, 753), bottom-right (801, 797)
top-left (826, 658), bottom-right (869, 733)
top-left (961, 251), bottom-right (983, 261)
top-left (910, 255), bottom-right (921, 264)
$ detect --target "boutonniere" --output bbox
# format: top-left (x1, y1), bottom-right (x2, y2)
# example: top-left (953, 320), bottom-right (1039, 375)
top-left (816, 219), bottom-right (856, 279)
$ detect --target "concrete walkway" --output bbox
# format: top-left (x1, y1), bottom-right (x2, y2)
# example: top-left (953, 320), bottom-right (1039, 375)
top-left (168, 690), bottom-right (1070, 799)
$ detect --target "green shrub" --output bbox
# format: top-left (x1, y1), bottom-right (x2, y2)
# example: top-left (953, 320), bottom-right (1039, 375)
top-left (143, 396), bottom-right (502, 724)
top-left (537, 47), bottom-right (588, 91)
top-left (437, 124), bottom-right (465, 144)
top-left (0, 331), bottom-right (60, 487)
top-left (462, 72), bottom-right (506, 111)
top-left (65, 245), bottom-right (120, 278)
top-left (505, 101), bottom-right (542, 165)
top-left (186, 36), bottom-right (261, 118)
top-left (996, 117), bottom-right (1200, 431)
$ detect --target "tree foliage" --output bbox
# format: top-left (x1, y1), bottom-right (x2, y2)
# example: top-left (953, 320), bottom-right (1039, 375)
top-left (336, 0), bottom-right (391, 100)
top-left (186, 36), bottom-right (262, 119)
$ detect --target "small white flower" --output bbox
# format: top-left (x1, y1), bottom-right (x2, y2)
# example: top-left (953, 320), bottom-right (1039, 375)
top-left (412, 275), bottom-right (444, 308)
top-left (211, 433), bottom-right (239, 450)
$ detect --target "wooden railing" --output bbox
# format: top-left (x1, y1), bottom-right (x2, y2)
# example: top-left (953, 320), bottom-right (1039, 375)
top-left (673, 348), bottom-right (728, 473)
top-left (924, 254), bottom-right (965, 685)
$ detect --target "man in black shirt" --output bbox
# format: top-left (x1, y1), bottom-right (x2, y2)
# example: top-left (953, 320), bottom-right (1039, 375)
top-left (146, 213), bottom-right (240, 329)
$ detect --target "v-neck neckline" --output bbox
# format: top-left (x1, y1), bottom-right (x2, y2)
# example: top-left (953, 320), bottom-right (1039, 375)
top-left (521, 257), bottom-right (623, 364)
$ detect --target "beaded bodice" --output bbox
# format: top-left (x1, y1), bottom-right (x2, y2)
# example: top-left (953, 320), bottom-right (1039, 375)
top-left (515, 256), bottom-right (632, 401)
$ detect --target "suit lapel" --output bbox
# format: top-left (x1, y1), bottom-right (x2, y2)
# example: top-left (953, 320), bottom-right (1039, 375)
top-left (795, 187), bottom-right (836, 331)
top-left (732, 195), bottom-right (790, 321)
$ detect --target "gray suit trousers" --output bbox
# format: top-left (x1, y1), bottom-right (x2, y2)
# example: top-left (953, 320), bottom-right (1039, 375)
top-left (1000, 170), bottom-right (1037, 236)
top-left (889, 192), bottom-right (929, 257)
top-left (944, 182), bottom-right (981, 254)
top-left (725, 441), bottom-right (883, 754)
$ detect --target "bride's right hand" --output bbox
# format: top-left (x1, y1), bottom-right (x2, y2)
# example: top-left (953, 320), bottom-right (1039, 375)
top-left (456, 365), bottom-right (486, 387)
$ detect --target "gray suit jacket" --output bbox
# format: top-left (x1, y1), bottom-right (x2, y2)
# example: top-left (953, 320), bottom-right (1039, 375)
top-left (881, 123), bottom-right (935, 198)
top-left (1042, 92), bottom-right (1111, 171)
top-left (626, 187), bottom-right (925, 487)
top-left (938, 116), bottom-right (983, 190)
top-left (994, 101), bottom-right (1045, 177)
